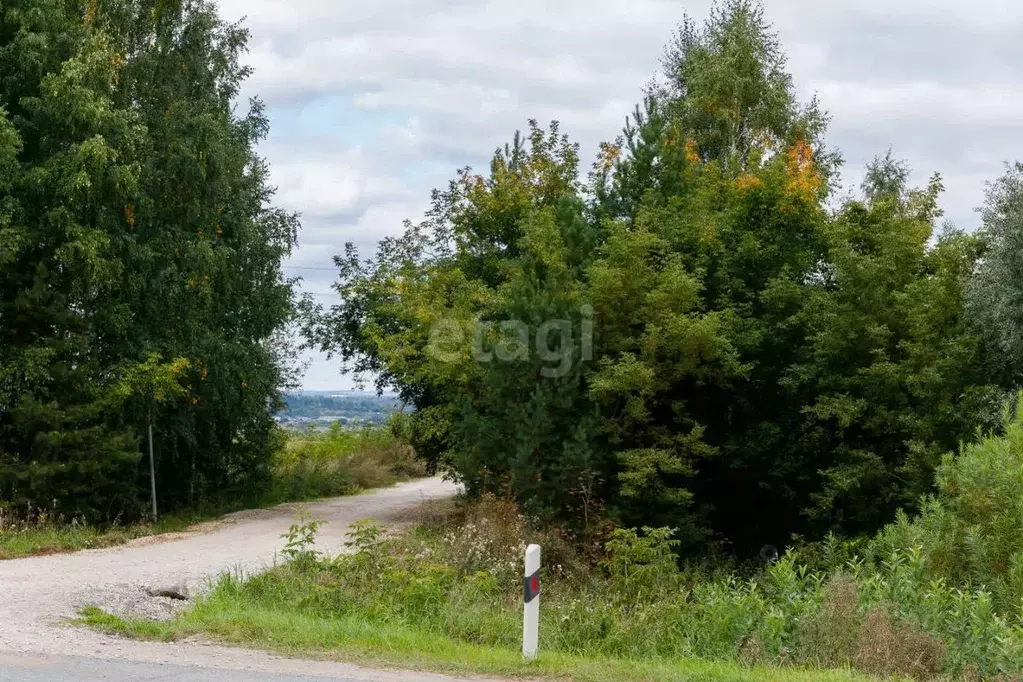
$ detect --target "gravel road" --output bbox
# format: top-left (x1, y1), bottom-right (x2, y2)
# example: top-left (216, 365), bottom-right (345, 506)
top-left (0, 477), bottom-right (476, 681)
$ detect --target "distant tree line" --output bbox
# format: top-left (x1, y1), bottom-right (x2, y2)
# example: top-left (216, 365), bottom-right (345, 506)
top-left (308, 1), bottom-right (1023, 554)
top-left (0, 0), bottom-right (297, 521)
top-left (278, 393), bottom-right (402, 426)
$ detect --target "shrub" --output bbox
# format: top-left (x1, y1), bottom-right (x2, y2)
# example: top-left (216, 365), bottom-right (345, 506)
top-left (280, 515), bottom-right (324, 571)
top-left (188, 483), bottom-right (1023, 680)
top-left (795, 575), bottom-right (862, 668)
top-left (602, 526), bottom-right (681, 602)
top-left (440, 495), bottom-right (526, 582)
top-left (874, 396), bottom-right (1023, 614)
top-left (270, 425), bottom-right (426, 502)
top-left (854, 608), bottom-right (946, 679)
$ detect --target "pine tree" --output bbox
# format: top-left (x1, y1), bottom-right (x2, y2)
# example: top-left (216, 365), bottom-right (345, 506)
top-left (312, 0), bottom-right (1002, 552)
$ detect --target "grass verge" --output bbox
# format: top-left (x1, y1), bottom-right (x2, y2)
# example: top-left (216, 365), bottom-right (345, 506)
top-left (266, 423), bottom-right (424, 504)
top-left (0, 515), bottom-right (201, 559)
top-left (79, 605), bottom-right (872, 682)
top-left (2, 425), bottom-right (424, 560)
top-left (78, 498), bottom-right (884, 682)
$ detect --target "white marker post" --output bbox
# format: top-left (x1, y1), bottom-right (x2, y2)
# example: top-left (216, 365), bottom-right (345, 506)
top-left (523, 543), bottom-right (541, 660)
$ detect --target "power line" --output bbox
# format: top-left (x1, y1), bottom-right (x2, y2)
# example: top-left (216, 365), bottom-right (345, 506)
top-left (282, 265), bottom-right (338, 272)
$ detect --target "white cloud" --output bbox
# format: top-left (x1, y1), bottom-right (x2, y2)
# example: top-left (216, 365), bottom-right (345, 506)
top-left (212, 0), bottom-right (1023, 388)
top-left (264, 143), bottom-right (421, 223)
top-left (813, 81), bottom-right (1023, 125)
top-left (271, 158), bottom-right (361, 218)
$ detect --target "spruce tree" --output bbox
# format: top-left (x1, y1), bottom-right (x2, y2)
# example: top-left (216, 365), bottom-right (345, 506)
top-left (0, 0), bottom-right (298, 519)
top-left (0, 0), bottom-right (142, 519)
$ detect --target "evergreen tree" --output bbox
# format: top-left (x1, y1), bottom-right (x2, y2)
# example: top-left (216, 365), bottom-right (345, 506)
top-left (0, 0), bottom-right (143, 519)
top-left (0, 0), bottom-right (298, 519)
top-left (313, 0), bottom-right (1001, 552)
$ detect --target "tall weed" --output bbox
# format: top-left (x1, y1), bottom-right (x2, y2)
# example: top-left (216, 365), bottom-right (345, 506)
top-left (193, 400), bottom-right (1023, 682)
top-left (270, 424), bottom-right (426, 501)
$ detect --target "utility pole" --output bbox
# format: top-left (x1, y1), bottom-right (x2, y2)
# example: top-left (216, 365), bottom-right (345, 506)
top-left (148, 421), bottom-right (157, 521)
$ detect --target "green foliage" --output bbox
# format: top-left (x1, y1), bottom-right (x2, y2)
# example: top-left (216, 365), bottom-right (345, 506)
top-left (113, 354), bottom-right (191, 406)
top-left (280, 514), bottom-right (323, 569)
top-left (307, 121), bottom-right (607, 520)
top-left (659, 0), bottom-right (831, 170)
top-left (969, 162), bottom-right (1023, 382)
top-left (272, 425), bottom-right (425, 502)
top-left (114, 493), bottom-right (1023, 679)
top-left (602, 526), bottom-right (682, 600)
top-left (785, 157), bottom-right (1001, 539)
top-left (0, 0), bottom-right (146, 521)
top-left (343, 518), bottom-right (385, 554)
top-left (874, 396), bottom-right (1023, 616)
top-left (311, 0), bottom-right (1001, 552)
top-left (0, 0), bottom-right (298, 520)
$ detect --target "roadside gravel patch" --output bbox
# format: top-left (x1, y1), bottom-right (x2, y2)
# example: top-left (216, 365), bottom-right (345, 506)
top-left (0, 478), bottom-right (473, 682)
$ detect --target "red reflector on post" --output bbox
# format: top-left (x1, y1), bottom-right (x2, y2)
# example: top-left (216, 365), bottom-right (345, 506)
top-left (523, 544), bottom-right (541, 660)
top-left (524, 569), bottom-right (541, 603)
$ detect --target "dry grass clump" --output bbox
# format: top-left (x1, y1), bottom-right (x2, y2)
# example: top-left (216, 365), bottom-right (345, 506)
top-left (796, 575), bottom-right (946, 679)
top-left (855, 609), bottom-right (945, 679)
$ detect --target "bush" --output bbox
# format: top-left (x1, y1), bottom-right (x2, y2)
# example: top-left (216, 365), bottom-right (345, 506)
top-left (855, 609), bottom-right (945, 679)
top-left (269, 425), bottom-right (426, 502)
top-left (177, 414), bottom-right (1023, 682)
top-left (874, 396), bottom-right (1023, 614)
top-left (257, 493), bottom-right (1023, 678)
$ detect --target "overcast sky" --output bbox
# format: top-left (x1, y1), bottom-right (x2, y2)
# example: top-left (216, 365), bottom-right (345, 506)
top-left (214, 0), bottom-right (1023, 391)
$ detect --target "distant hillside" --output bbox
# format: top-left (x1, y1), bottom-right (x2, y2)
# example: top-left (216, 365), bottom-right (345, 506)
top-left (277, 391), bottom-right (404, 429)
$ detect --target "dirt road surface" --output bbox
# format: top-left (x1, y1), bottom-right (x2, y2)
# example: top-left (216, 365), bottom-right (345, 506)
top-left (0, 478), bottom-right (478, 681)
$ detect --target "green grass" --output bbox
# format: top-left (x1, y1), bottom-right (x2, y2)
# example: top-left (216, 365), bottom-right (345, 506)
top-left (266, 424), bottom-right (425, 504)
top-left (0, 514), bottom-right (204, 560)
top-left (77, 499), bottom-right (889, 682)
top-left (79, 604), bottom-right (875, 682)
top-left (2, 425), bottom-right (424, 560)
